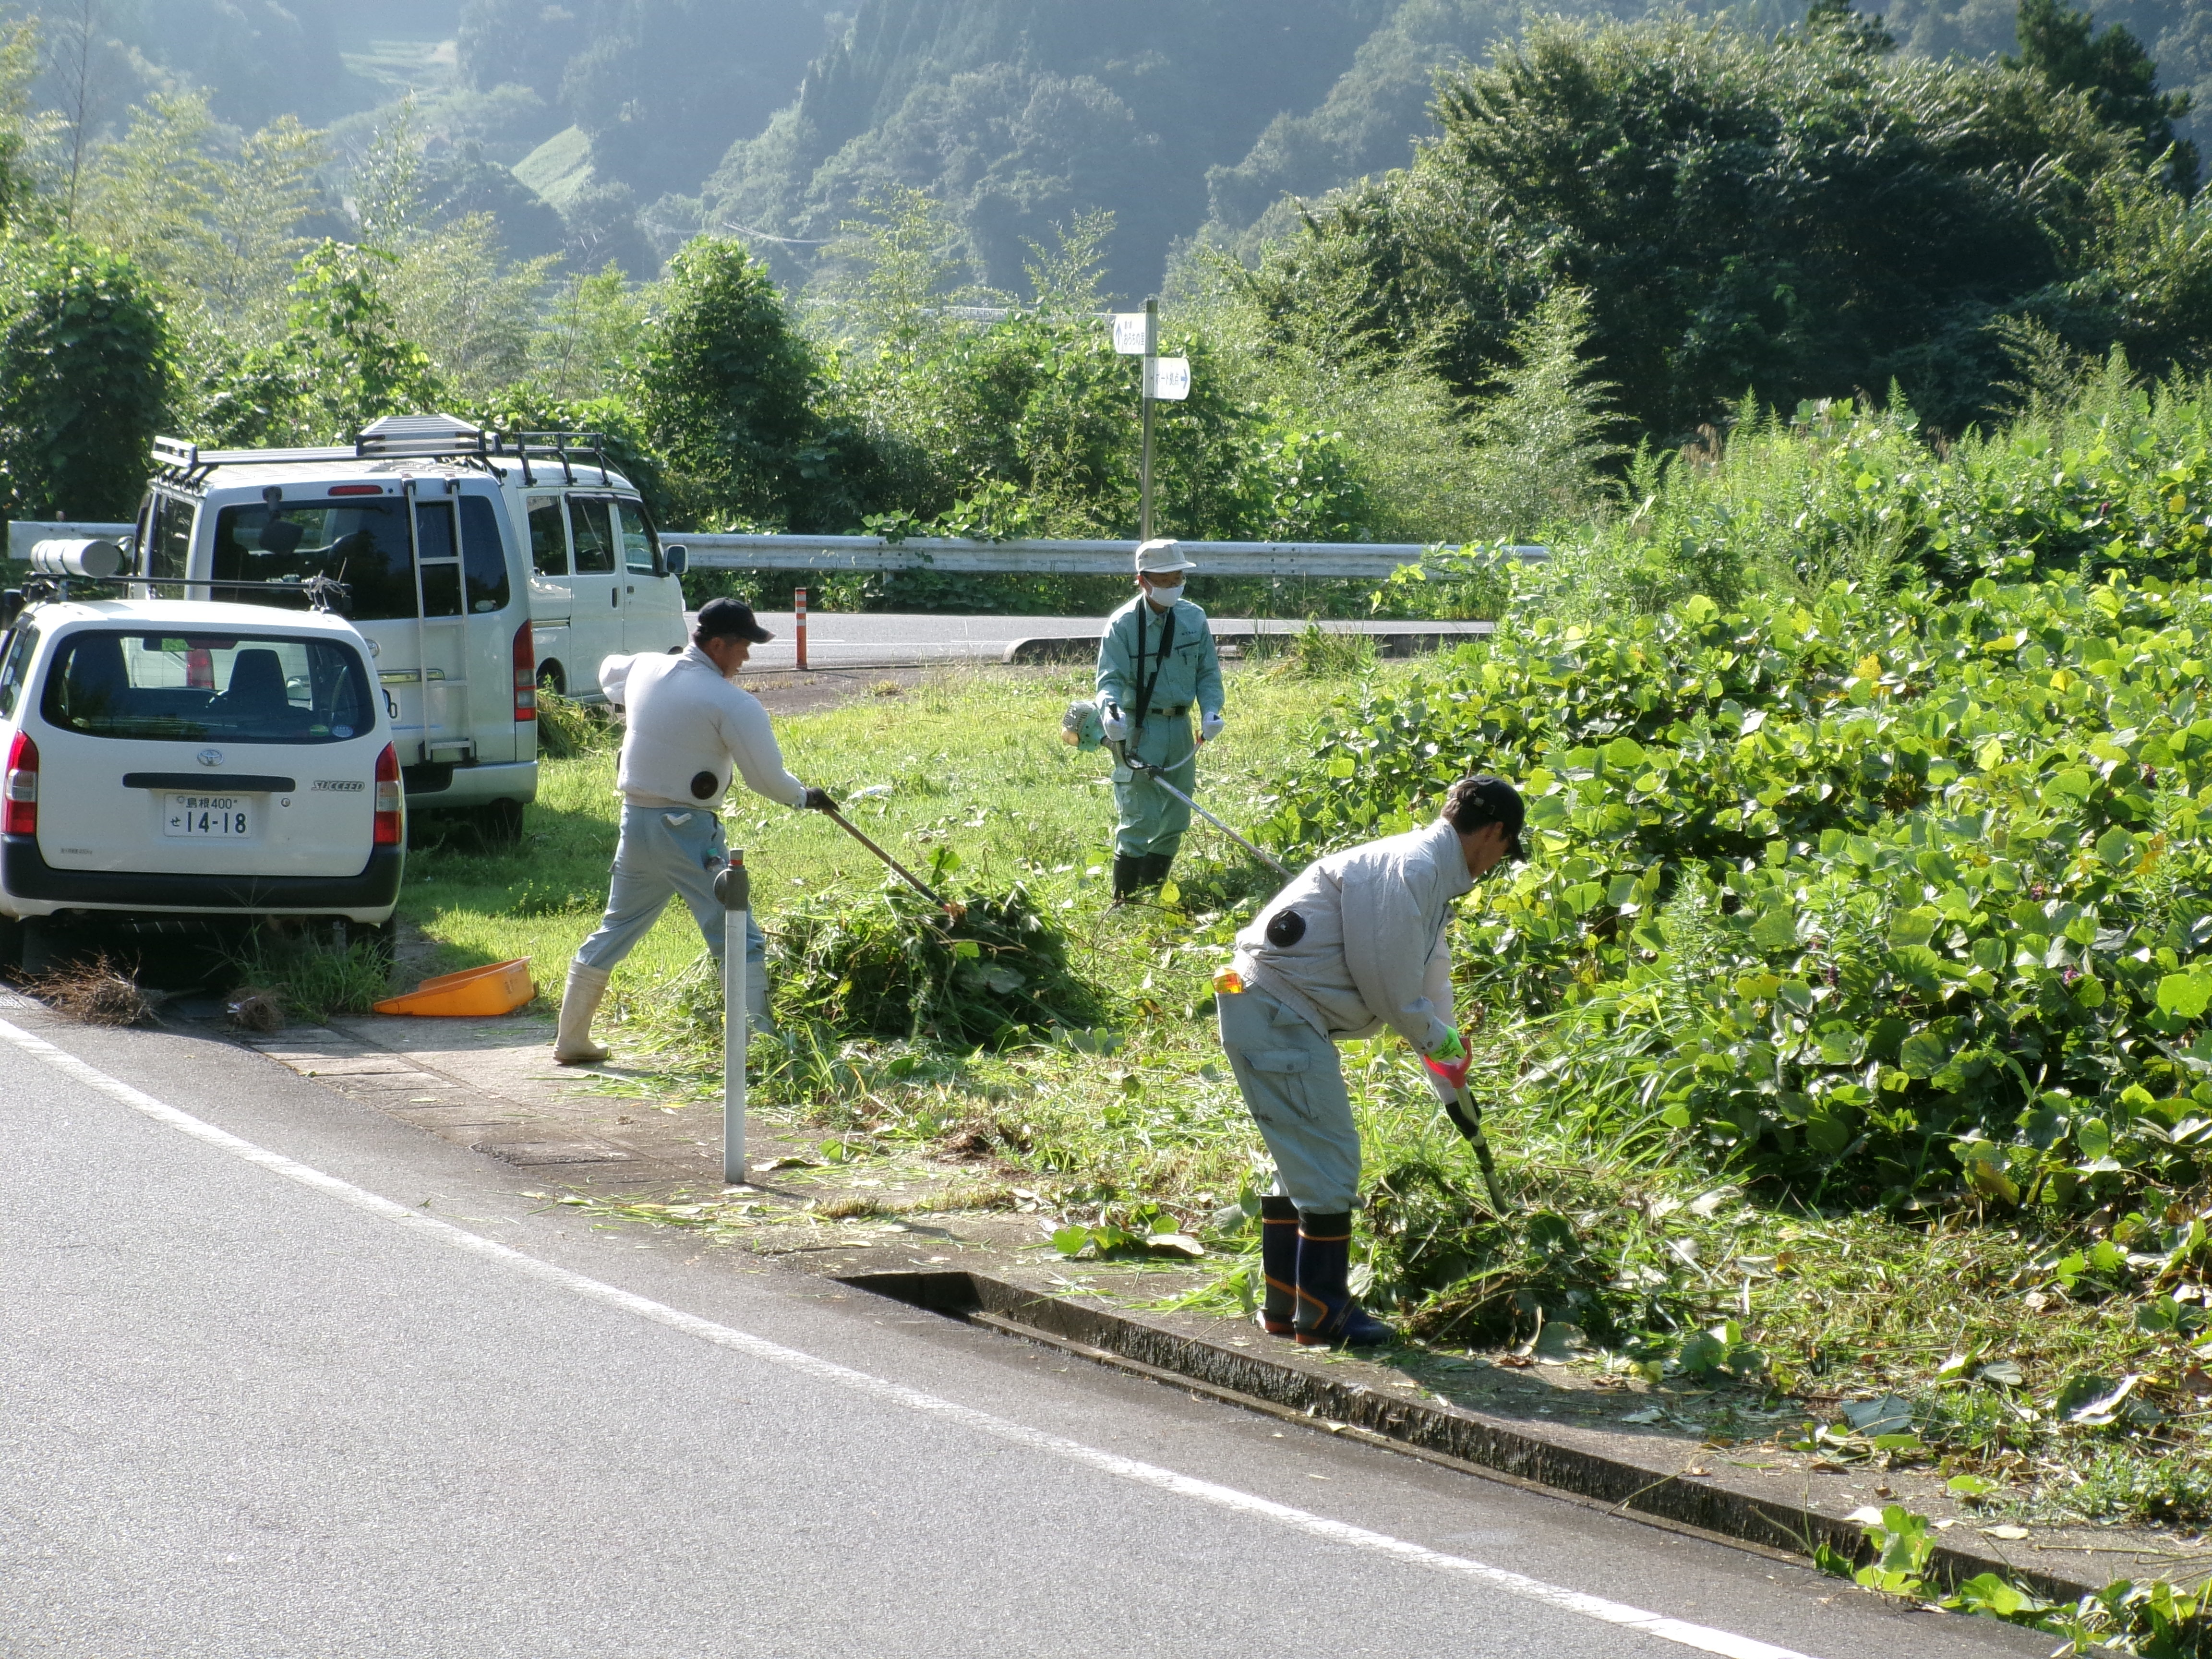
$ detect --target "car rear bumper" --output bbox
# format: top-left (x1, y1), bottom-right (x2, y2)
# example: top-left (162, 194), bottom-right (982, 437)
top-left (1, 837), bottom-right (404, 923)
top-left (403, 757), bottom-right (539, 808)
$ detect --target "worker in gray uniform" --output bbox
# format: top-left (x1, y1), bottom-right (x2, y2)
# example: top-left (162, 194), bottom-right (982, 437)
top-left (1095, 538), bottom-right (1224, 902)
top-left (1217, 775), bottom-right (1525, 1346)
top-left (554, 597), bottom-right (834, 1064)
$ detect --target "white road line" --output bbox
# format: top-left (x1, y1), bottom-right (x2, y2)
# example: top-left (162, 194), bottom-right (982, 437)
top-left (3, 1016), bottom-right (1821, 1659)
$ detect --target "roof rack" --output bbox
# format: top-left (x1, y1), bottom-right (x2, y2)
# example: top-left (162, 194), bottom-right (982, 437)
top-left (148, 414), bottom-right (625, 490)
top-left (3, 572), bottom-right (353, 626)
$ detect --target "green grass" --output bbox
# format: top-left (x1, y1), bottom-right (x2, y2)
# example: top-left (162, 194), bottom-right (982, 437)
top-left (394, 656), bottom-right (2212, 1544)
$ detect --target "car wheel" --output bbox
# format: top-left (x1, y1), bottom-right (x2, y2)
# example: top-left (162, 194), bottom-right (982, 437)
top-left (473, 797), bottom-right (526, 848)
top-left (19, 916), bottom-right (60, 976)
top-left (0, 913), bottom-right (22, 975)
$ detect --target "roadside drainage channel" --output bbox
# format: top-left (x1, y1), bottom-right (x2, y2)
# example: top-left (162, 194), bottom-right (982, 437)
top-left (841, 1266), bottom-right (2111, 1605)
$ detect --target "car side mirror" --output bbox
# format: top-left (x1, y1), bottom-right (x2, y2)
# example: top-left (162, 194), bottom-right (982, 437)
top-left (662, 544), bottom-right (688, 577)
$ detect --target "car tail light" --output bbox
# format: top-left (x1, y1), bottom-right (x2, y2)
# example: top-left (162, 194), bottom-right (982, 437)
top-left (512, 620), bottom-right (536, 721)
top-left (3, 732), bottom-right (35, 836)
top-left (373, 743), bottom-right (403, 846)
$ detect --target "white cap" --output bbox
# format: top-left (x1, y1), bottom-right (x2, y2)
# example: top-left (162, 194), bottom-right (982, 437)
top-left (1134, 539), bottom-right (1195, 575)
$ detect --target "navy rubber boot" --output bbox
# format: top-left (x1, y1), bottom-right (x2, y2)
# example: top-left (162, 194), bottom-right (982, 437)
top-left (1142, 852), bottom-right (1176, 890)
top-left (1111, 854), bottom-right (1146, 902)
top-left (1258, 1195), bottom-right (1299, 1336)
top-left (1293, 1213), bottom-right (1397, 1348)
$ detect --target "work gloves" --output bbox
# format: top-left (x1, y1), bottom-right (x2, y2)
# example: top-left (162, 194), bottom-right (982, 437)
top-left (802, 786), bottom-right (837, 811)
top-left (1100, 705), bottom-right (1129, 742)
top-left (1420, 1024), bottom-right (1469, 1102)
top-left (1200, 709), bottom-right (1224, 742)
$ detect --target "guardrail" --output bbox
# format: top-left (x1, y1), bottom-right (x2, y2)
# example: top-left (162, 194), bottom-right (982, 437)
top-left (7, 520), bottom-right (134, 561)
top-left (670, 534), bottom-right (1545, 578)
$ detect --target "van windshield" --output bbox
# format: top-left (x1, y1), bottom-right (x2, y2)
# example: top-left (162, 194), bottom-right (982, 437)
top-left (211, 502), bottom-right (417, 619)
top-left (41, 631), bottom-right (375, 745)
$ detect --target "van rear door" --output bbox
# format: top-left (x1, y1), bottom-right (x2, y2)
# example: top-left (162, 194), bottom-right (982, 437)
top-left (31, 626), bottom-right (383, 879)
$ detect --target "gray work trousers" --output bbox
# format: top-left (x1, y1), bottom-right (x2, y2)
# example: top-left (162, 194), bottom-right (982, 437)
top-left (574, 804), bottom-right (766, 1020)
top-left (1216, 981), bottom-right (1358, 1214)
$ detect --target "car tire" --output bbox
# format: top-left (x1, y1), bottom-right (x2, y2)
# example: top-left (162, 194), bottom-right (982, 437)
top-left (0, 913), bottom-right (22, 975)
top-left (19, 916), bottom-right (60, 976)
top-left (473, 797), bottom-right (526, 849)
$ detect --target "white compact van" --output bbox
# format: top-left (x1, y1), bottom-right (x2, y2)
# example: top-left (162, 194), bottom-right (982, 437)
top-left (135, 415), bottom-right (689, 841)
top-left (0, 590), bottom-right (402, 970)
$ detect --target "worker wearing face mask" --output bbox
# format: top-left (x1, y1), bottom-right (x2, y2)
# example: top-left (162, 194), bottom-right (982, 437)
top-left (1095, 539), bottom-right (1225, 902)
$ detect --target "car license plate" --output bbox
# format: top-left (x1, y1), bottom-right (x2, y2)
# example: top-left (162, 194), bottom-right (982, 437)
top-left (165, 794), bottom-right (250, 837)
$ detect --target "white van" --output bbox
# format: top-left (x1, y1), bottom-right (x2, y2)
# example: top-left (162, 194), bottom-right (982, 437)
top-left (136, 415), bottom-right (689, 841)
top-left (0, 591), bottom-right (401, 971)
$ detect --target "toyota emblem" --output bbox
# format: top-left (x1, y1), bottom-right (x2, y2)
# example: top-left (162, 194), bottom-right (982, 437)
top-left (196, 748), bottom-right (224, 768)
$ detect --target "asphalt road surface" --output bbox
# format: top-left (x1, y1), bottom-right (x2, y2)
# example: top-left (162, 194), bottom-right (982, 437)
top-left (691, 612), bottom-right (1492, 672)
top-left (0, 1002), bottom-right (2050, 1659)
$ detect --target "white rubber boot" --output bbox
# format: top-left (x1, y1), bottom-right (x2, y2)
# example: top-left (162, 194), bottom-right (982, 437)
top-left (553, 962), bottom-right (613, 1064)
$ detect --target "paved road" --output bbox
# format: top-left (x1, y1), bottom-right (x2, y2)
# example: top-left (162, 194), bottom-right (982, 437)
top-left (689, 611), bottom-right (1492, 672)
top-left (0, 1003), bottom-right (2046, 1659)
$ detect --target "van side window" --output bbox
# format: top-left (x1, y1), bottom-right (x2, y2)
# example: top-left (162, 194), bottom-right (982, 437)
top-left (0, 625), bottom-right (38, 718)
top-left (568, 496), bottom-right (616, 574)
top-left (528, 496), bottom-right (567, 575)
top-left (459, 496), bottom-right (513, 613)
top-left (147, 493), bottom-right (194, 584)
top-left (616, 499), bottom-right (660, 575)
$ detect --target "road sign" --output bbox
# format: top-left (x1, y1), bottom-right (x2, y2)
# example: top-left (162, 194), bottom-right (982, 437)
top-left (1145, 356), bottom-right (1190, 401)
top-left (1111, 313), bottom-right (1150, 355)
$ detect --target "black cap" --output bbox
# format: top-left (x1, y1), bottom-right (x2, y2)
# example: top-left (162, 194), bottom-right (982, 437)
top-left (695, 597), bottom-right (773, 644)
top-left (1444, 774), bottom-right (1526, 860)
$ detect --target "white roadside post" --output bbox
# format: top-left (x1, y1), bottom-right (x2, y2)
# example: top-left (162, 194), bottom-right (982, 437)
top-left (715, 851), bottom-right (750, 1184)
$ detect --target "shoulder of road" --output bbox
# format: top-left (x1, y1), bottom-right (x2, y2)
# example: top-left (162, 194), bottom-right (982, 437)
top-left (103, 981), bottom-right (2177, 1609)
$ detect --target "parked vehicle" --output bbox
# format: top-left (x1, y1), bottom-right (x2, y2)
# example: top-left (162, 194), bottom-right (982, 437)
top-left (0, 587), bottom-right (402, 973)
top-left (133, 414), bottom-right (689, 842)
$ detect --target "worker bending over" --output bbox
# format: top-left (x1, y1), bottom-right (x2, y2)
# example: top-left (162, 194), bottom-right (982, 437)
top-left (1095, 538), bottom-right (1224, 902)
top-left (554, 598), bottom-right (833, 1064)
top-left (1218, 775), bottom-right (1525, 1346)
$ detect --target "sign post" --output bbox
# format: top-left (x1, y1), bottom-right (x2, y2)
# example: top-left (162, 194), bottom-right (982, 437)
top-left (715, 852), bottom-right (750, 1184)
top-left (794, 587), bottom-right (807, 670)
top-left (1110, 301), bottom-right (1190, 543)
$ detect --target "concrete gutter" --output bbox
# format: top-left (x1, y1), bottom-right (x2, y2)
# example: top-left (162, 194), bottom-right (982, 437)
top-left (843, 1265), bottom-right (2162, 1608)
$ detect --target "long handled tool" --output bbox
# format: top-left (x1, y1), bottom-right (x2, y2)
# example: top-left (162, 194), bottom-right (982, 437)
top-left (1424, 1056), bottom-right (1511, 1213)
top-left (821, 804), bottom-right (967, 920)
top-left (1115, 742), bottom-right (1293, 879)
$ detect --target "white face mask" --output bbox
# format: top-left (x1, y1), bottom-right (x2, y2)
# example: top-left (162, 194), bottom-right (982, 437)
top-left (1146, 582), bottom-right (1183, 607)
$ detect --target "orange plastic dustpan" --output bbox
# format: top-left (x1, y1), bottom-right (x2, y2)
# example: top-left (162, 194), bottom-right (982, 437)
top-left (373, 959), bottom-right (537, 1017)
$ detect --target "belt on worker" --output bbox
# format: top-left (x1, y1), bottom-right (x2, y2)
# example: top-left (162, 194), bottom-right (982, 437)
top-left (1144, 704), bottom-right (1190, 721)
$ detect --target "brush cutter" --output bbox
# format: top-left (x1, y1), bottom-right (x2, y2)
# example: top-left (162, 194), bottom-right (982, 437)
top-left (1062, 699), bottom-right (1293, 879)
top-left (820, 802), bottom-right (967, 921)
top-left (1422, 1052), bottom-right (1511, 1214)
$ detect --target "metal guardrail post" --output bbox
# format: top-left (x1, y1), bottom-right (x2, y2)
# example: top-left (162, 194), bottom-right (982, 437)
top-left (715, 852), bottom-right (750, 1185)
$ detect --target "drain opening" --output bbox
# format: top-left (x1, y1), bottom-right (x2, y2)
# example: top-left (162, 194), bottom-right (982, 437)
top-left (839, 1269), bottom-right (984, 1318)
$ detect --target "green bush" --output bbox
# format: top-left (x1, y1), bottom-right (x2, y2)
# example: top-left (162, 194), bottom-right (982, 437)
top-left (1268, 569), bottom-right (2212, 1208)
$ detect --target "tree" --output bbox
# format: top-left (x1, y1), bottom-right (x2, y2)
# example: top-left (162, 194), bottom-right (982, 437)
top-left (1249, 14), bottom-right (2146, 441)
top-left (275, 240), bottom-right (445, 442)
top-left (635, 236), bottom-right (823, 528)
top-left (0, 234), bottom-right (168, 518)
top-left (2008, 0), bottom-right (2197, 190)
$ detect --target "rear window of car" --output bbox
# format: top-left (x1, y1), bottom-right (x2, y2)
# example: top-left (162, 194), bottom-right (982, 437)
top-left (41, 630), bottom-right (375, 745)
top-left (211, 501), bottom-right (417, 619)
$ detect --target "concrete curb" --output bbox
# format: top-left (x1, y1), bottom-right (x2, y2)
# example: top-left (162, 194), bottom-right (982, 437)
top-left (846, 1266), bottom-right (2119, 1607)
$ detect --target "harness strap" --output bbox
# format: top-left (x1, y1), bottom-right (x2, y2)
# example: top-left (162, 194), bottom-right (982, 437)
top-left (1129, 601), bottom-right (1176, 732)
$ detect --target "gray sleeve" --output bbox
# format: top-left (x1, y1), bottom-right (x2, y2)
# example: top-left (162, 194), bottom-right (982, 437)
top-left (719, 689), bottom-right (809, 808)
